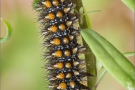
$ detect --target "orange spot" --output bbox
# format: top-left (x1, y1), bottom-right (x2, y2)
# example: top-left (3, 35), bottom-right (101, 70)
top-left (66, 21), bottom-right (72, 27)
top-left (56, 73), bottom-right (65, 79)
top-left (69, 35), bottom-right (74, 40)
top-left (72, 48), bottom-right (77, 54)
top-left (73, 61), bottom-right (79, 66)
top-left (52, 38), bottom-right (61, 45)
top-left (63, 37), bottom-right (69, 44)
top-left (57, 82), bottom-right (67, 89)
top-left (66, 73), bottom-right (72, 78)
top-left (64, 8), bottom-right (70, 13)
top-left (61, 0), bottom-right (65, 3)
top-left (65, 62), bottom-right (71, 68)
top-left (54, 62), bottom-right (64, 69)
top-left (46, 13), bottom-right (55, 20)
top-left (56, 11), bottom-right (63, 18)
top-left (49, 25), bottom-right (58, 32)
top-left (74, 71), bottom-right (79, 75)
top-left (70, 81), bottom-right (75, 88)
top-left (64, 50), bottom-right (70, 57)
top-left (59, 24), bottom-right (66, 31)
top-left (52, 0), bottom-right (59, 6)
top-left (53, 50), bottom-right (62, 57)
top-left (42, 1), bottom-right (52, 8)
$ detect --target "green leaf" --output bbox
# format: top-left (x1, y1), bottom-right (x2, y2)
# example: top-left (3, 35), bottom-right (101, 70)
top-left (121, 0), bottom-right (134, 12)
top-left (95, 51), bottom-right (135, 88)
top-left (81, 28), bottom-right (135, 90)
top-left (0, 18), bottom-right (12, 43)
top-left (96, 60), bottom-right (103, 76)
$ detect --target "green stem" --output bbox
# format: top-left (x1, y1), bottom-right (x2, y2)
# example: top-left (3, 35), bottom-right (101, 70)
top-left (75, 0), bottom-right (97, 90)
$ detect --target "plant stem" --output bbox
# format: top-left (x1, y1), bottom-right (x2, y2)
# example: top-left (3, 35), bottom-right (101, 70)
top-left (75, 0), bottom-right (97, 90)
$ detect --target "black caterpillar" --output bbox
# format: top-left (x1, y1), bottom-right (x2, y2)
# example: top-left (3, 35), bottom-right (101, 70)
top-left (33, 0), bottom-right (90, 90)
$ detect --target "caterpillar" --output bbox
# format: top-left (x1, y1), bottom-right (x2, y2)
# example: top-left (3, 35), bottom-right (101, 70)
top-left (33, 0), bottom-right (90, 90)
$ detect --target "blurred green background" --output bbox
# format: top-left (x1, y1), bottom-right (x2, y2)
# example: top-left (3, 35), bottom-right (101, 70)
top-left (1, 0), bottom-right (134, 90)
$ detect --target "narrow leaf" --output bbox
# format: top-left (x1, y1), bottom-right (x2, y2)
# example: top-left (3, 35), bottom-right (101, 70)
top-left (81, 28), bottom-right (135, 90)
top-left (124, 52), bottom-right (135, 57)
top-left (95, 52), bottom-right (135, 88)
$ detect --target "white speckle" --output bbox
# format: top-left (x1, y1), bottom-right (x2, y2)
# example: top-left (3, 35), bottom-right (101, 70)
top-left (45, 16), bottom-right (48, 19)
top-left (57, 86), bottom-right (60, 89)
top-left (64, 51), bottom-right (68, 54)
top-left (52, 1), bottom-right (56, 4)
top-left (41, 2), bottom-right (46, 5)
top-left (49, 85), bottom-right (55, 88)
top-left (50, 41), bottom-right (54, 44)
top-left (48, 27), bottom-right (51, 30)
top-left (53, 64), bottom-right (57, 68)
top-left (56, 14), bottom-right (59, 17)
top-left (52, 53), bottom-right (56, 56)
top-left (56, 75), bottom-right (60, 78)
top-left (59, 26), bottom-right (62, 29)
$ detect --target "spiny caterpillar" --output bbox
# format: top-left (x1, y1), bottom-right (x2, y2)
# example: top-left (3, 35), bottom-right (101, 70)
top-left (33, 0), bottom-right (90, 89)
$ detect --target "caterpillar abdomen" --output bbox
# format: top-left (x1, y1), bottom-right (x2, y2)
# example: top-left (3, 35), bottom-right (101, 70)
top-left (33, 0), bottom-right (90, 89)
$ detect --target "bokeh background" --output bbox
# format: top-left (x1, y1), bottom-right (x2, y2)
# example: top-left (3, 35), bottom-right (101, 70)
top-left (1, 0), bottom-right (134, 90)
